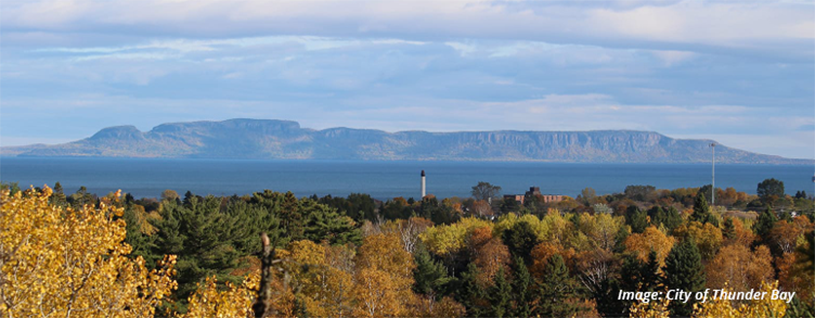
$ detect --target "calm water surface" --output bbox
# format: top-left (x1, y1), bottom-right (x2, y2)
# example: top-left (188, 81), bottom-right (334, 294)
top-left (1, 157), bottom-right (813, 200)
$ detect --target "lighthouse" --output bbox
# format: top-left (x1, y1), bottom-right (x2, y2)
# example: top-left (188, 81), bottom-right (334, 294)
top-left (421, 170), bottom-right (426, 198)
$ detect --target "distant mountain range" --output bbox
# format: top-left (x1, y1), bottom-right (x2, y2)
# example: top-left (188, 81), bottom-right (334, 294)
top-left (2, 119), bottom-right (811, 164)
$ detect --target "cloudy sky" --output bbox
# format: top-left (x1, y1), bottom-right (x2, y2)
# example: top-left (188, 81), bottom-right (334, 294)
top-left (1, 0), bottom-right (813, 159)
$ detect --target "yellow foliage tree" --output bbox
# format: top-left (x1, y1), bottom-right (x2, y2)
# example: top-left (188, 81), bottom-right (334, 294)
top-left (420, 217), bottom-right (492, 257)
top-left (354, 233), bottom-right (416, 317)
top-left (624, 226), bottom-right (676, 266)
top-left (706, 244), bottom-right (773, 291)
top-left (693, 281), bottom-right (787, 318)
top-left (179, 275), bottom-right (258, 318)
top-left (628, 297), bottom-right (670, 318)
top-left (0, 186), bottom-right (177, 318)
top-left (673, 221), bottom-right (724, 260)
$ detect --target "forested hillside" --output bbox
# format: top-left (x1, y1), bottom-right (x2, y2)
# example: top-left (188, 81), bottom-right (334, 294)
top-left (1, 182), bottom-right (813, 317)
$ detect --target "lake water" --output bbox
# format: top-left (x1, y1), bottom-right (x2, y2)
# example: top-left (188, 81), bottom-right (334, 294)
top-left (0, 157), bottom-right (813, 200)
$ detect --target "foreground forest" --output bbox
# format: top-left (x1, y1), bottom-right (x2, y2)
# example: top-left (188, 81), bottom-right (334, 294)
top-left (1, 180), bottom-right (813, 317)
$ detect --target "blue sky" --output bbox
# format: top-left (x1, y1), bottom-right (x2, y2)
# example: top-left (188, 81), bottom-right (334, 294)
top-left (1, 0), bottom-right (813, 159)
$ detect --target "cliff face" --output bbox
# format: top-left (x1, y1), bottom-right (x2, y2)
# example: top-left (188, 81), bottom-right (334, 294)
top-left (1, 118), bottom-right (810, 164)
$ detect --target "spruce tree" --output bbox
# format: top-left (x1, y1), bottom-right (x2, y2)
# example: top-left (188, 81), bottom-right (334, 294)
top-left (488, 266), bottom-right (511, 318)
top-left (619, 254), bottom-right (644, 292)
top-left (663, 238), bottom-right (705, 317)
top-left (502, 221), bottom-right (540, 264)
top-left (662, 206), bottom-right (683, 231)
top-left (614, 225), bottom-right (631, 254)
top-left (413, 245), bottom-right (453, 298)
top-left (642, 249), bottom-right (663, 292)
top-left (649, 206), bottom-right (666, 227)
top-left (456, 262), bottom-right (487, 317)
top-left (753, 206), bottom-right (778, 239)
top-left (626, 206), bottom-right (649, 234)
top-left (723, 217), bottom-right (736, 240)
top-left (691, 193), bottom-right (718, 226)
top-left (511, 256), bottom-right (533, 318)
top-left (538, 254), bottom-right (583, 317)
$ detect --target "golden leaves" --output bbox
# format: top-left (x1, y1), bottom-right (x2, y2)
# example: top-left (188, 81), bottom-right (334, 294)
top-left (0, 186), bottom-right (177, 318)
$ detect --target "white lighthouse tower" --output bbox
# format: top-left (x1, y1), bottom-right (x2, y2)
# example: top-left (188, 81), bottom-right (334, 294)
top-left (421, 170), bottom-right (426, 198)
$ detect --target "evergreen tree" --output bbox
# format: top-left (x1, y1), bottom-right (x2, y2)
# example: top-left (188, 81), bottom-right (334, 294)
top-left (538, 254), bottom-right (584, 317)
top-left (613, 225), bottom-right (631, 254)
top-left (511, 256), bottom-right (533, 318)
top-left (723, 217), bottom-right (736, 240)
top-left (753, 206), bottom-right (778, 239)
top-left (151, 195), bottom-right (246, 312)
top-left (595, 275), bottom-right (625, 318)
top-left (663, 238), bottom-right (706, 317)
top-left (649, 206), bottom-right (666, 227)
top-left (488, 266), bottom-right (511, 318)
top-left (122, 203), bottom-right (158, 266)
top-left (49, 182), bottom-right (68, 207)
top-left (456, 262), bottom-right (487, 317)
top-left (662, 206), bottom-right (684, 231)
top-left (301, 199), bottom-right (362, 246)
top-left (625, 206), bottom-right (649, 234)
top-left (413, 245), bottom-right (453, 299)
top-left (642, 249), bottom-right (663, 292)
top-left (502, 221), bottom-right (539, 264)
top-left (619, 254), bottom-right (644, 292)
top-left (691, 193), bottom-right (718, 226)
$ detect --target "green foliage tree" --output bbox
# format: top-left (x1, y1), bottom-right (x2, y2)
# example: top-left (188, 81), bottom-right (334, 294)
top-left (757, 178), bottom-right (785, 203)
top-left (723, 217), bottom-right (736, 240)
top-left (625, 206), bottom-right (648, 234)
top-left (502, 221), bottom-right (539, 264)
top-left (753, 206), bottom-right (778, 240)
top-left (487, 266), bottom-right (511, 318)
top-left (152, 195), bottom-right (246, 312)
top-left (456, 262), bottom-right (487, 317)
top-left (537, 254), bottom-right (584, 317)
top-left (511, 256), bottom-right (533, 318)
top-left (663, 238), bottom-right (706, 317)
top-left (690, 193), bottom-right (719, 226)
top-left (413, 245), bottom-right (453, 299)
top-left (301, 199), bottom-right (362, 246)
top-left (471, 181), bottom-right (502, 202)
top-left (662, 206), bottom-right (684, 231)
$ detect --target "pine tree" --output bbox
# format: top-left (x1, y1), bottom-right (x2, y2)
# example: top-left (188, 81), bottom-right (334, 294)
top-left (619, 254), bottom-right (644, 292)
top-left (511, 256), bottom-right (532, 318)
top-left (502, 221), bottom-right (540, 264)
top-left (626, 206), bottom-right (649, 234)
top-left (662, 206), bottom-right (683, 231)
top-left (413, 245), bottom-right (453, 299)
top-left (123, 204), bottom-right (159, 266)
top-left (614, 225), bottom-right (631, 254)
top-left (488, 266), bottom-right (511, 318)
top-left (151, 195), bottom-right (244, 313)
top-left (538, 254), bottom-right (584, 317)
top-left (456, 262), bottom-right (487, 317)
top-left (723, 217), bottom-right (736, 240)
top-left (649, 206), bottom-right (666, 227)
top-left (642, 249), bottom-right (663, 292)
top-left (663, 238), bottom-right (706, 317)
top-left (691, 193), bottom-right (719, 226)
top-left (753, 206), bottom-right (778, 239)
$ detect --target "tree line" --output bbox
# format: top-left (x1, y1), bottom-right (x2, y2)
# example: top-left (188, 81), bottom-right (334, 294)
top-left (0, 179), bottom-right (813, 317)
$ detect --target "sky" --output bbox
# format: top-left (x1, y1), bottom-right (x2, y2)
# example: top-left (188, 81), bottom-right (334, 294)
top-left (1, 0), bottom-right (813, 159)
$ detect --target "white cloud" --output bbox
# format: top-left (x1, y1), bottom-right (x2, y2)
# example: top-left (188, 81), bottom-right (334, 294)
top-left (2, 0), bottom-right (812, 59)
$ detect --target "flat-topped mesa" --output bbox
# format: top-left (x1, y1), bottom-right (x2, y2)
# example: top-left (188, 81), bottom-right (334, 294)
top-left (1, 118), bottom-right (810, 164)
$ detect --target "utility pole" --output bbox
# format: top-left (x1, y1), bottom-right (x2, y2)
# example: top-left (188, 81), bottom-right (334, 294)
top-left (710, 143), bottom-right (716, 206)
